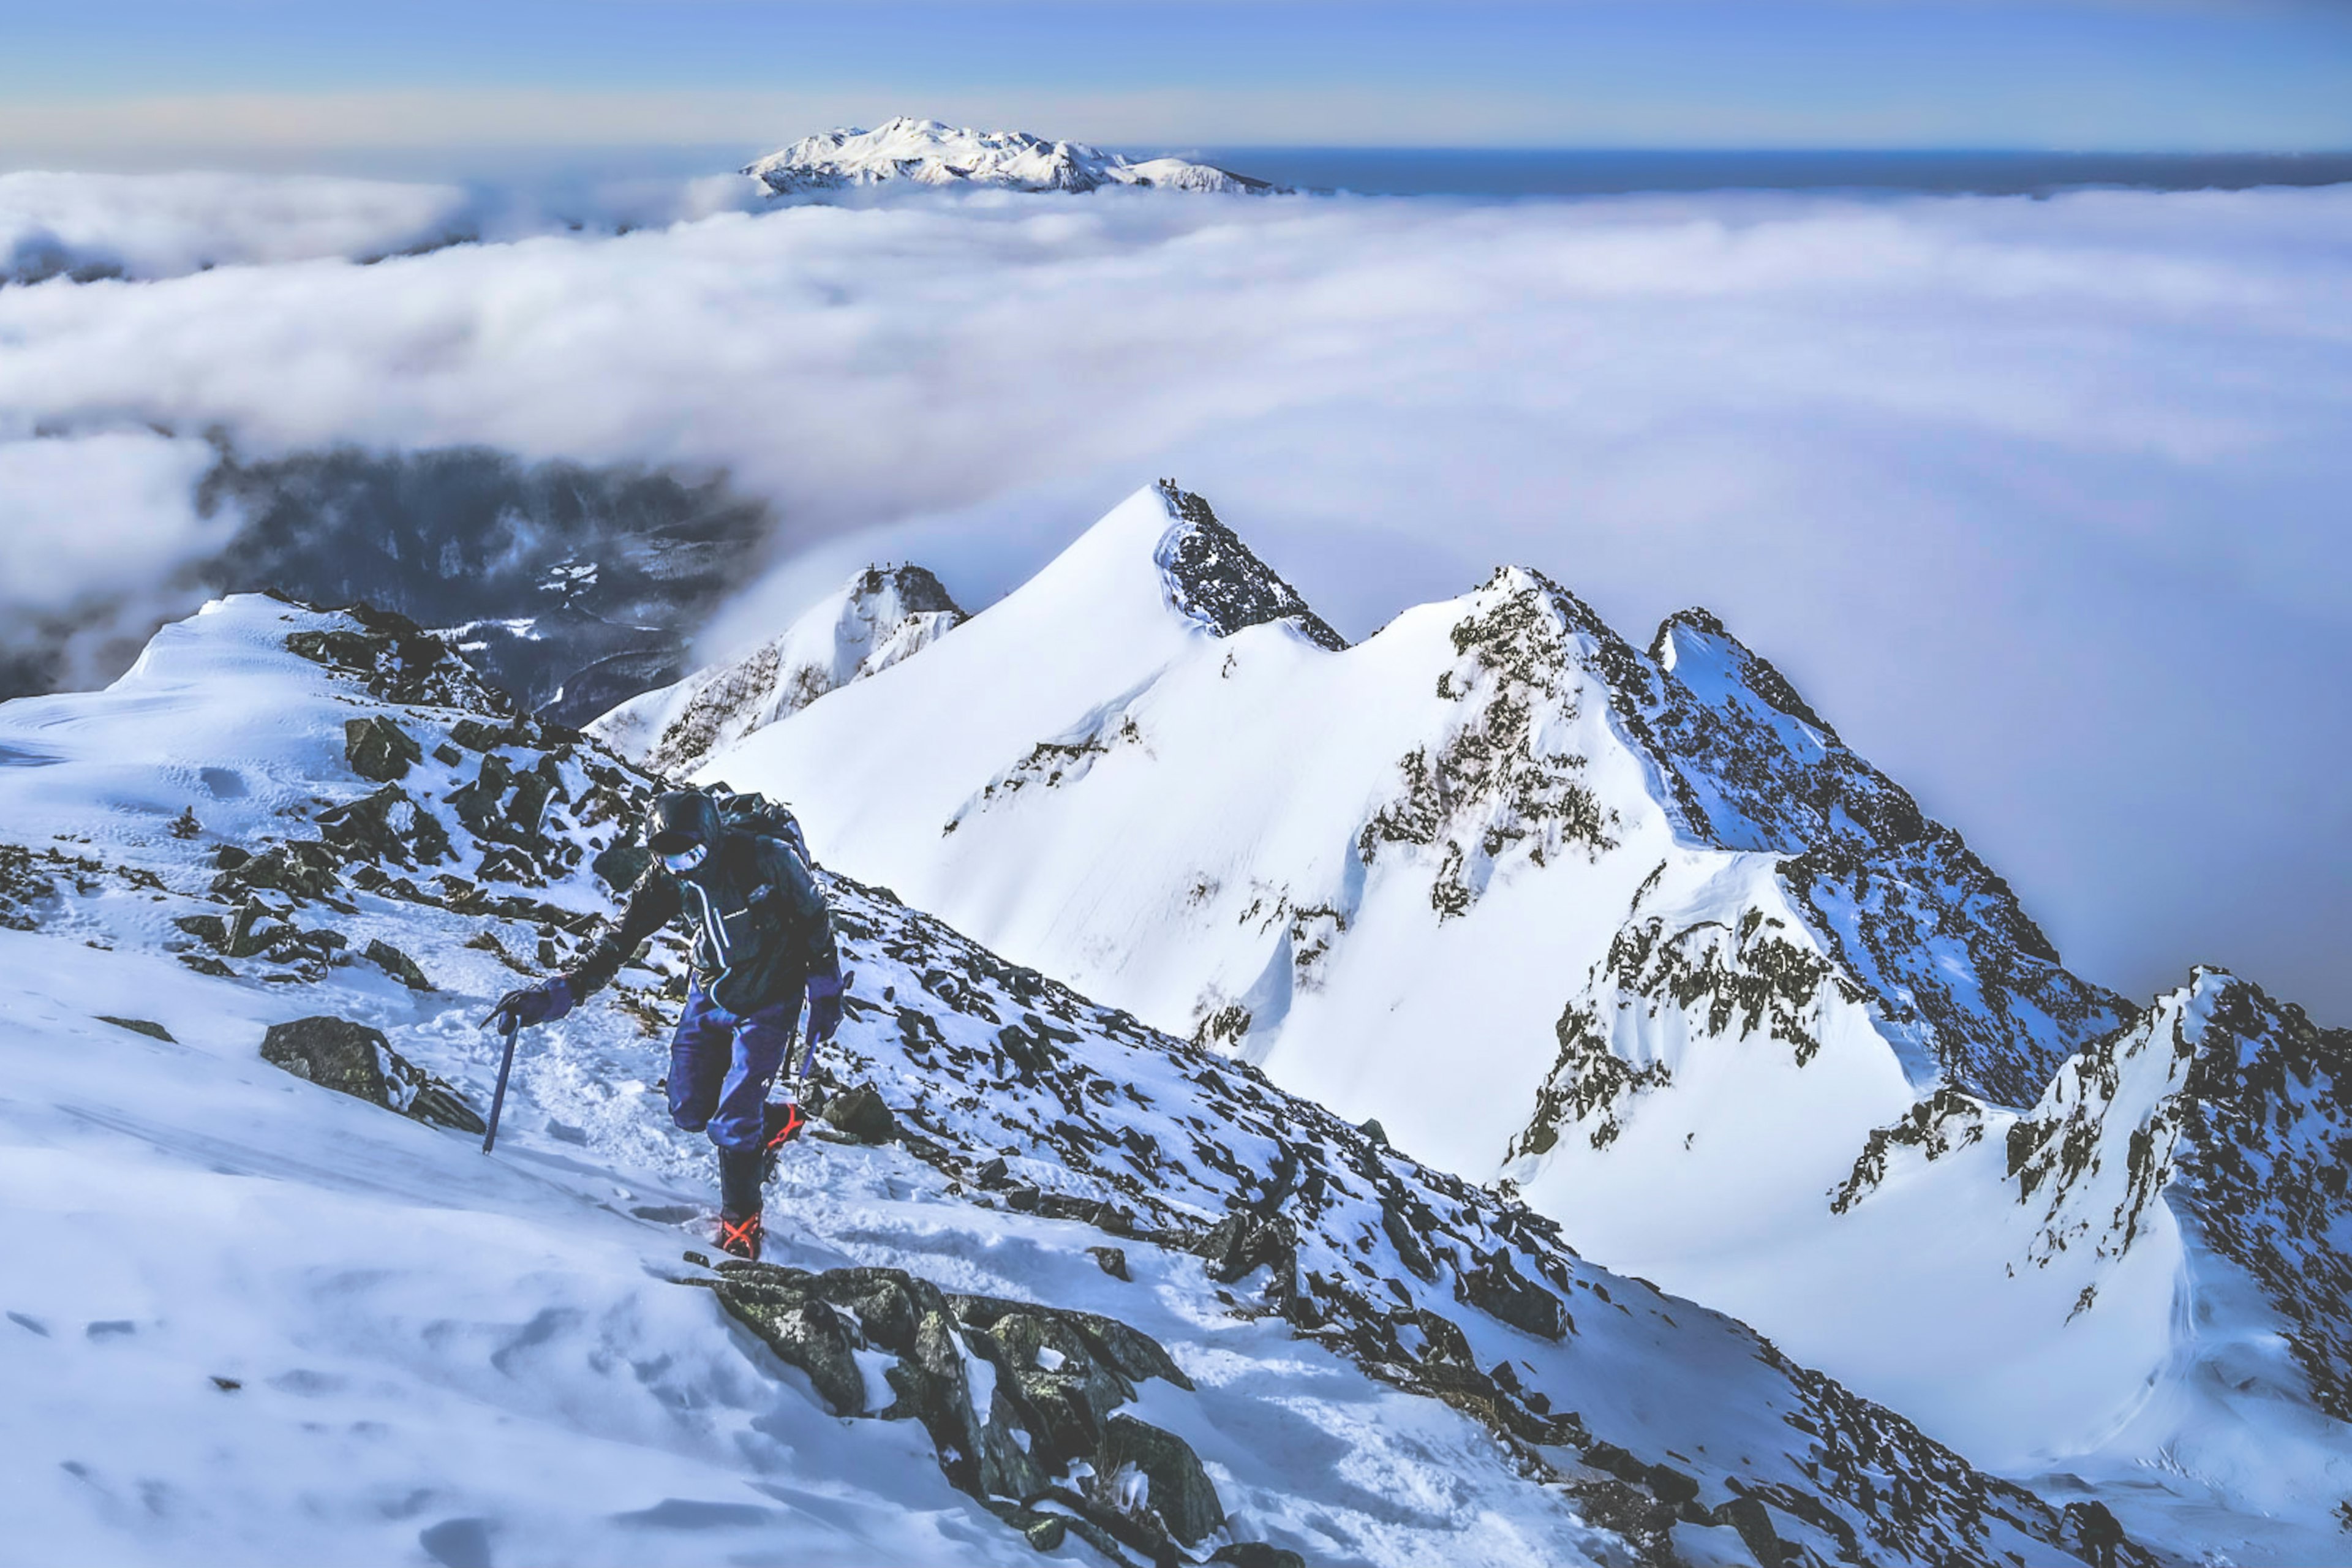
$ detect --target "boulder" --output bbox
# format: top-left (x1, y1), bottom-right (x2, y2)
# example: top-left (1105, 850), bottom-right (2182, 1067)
top-left (822, 1083), bottom-right (897, 1144)
top-left (261, 1016), bottom-right (391, 1104)
top-left (718, 1283), bottom-right (867, 1417)
top-left (1095, 1413), bottom-right (1224, 1545)
top-left (1213, 1545), bottom-right (1307, 1568)
top-left (344, 715), bottom-right (423, 783)
top-left (1461, 1248), bottom-right (1566, 1341)
top-left (259, 1016), bottom-right (482, 1133)
top-left (1197, 1211), bottom-right (1300, 1306)
top-left (363, 939), bottom-right (434, 990)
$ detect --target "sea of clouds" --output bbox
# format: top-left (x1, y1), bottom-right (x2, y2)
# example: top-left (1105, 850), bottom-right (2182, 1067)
top-left (1, 171), bottom-right (2345, 1020)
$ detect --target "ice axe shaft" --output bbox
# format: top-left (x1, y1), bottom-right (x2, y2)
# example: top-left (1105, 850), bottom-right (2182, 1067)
top-left (482, 1016), bottom-right (521, 1155)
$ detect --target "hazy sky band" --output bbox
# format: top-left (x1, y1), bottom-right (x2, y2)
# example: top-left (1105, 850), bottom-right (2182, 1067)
top-left (3, 1), bottom-right (2349, 159)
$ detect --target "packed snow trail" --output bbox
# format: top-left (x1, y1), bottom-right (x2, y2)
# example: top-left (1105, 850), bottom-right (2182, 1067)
top-left (0, 592), bottom-right (2139, 1566)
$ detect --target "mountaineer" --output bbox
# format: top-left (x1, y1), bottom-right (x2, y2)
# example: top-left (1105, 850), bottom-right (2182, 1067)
top-left (487, 789), bottom-right (845, 1261)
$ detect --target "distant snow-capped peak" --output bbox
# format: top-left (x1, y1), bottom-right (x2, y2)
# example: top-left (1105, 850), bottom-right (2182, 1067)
top-left (742, 117), bottom-right (1284, 196)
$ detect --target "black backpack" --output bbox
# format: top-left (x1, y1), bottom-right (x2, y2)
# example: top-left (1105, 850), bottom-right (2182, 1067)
top-left (708, 786), bottom-right (813, 868)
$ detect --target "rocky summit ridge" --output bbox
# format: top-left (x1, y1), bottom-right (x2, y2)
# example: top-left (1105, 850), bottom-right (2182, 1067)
top-left (677, 479), bottom-right (2352, 1563)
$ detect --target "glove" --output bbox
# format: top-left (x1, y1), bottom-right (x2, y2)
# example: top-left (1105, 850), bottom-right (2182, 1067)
top-left (484, 975), bottom-right (574, 1031)
top-left (804, 968), bottom-right (848, 1047)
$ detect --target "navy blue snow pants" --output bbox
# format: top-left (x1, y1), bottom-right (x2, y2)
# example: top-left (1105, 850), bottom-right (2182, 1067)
top-left (668, 981), bottom-right (804, 1156)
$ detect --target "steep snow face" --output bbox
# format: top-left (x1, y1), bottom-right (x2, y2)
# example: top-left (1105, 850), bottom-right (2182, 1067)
top-left (695, 483), bottom-right (2352, 1556)
top-left (744, 118), bottom-right (1281, 196)
top-left (706, 488), bottom-right (2121, 1182)
top-left (0, 593), bottom-right (2124, 1568)
top-left (590, 565), bottom-right (965, 777)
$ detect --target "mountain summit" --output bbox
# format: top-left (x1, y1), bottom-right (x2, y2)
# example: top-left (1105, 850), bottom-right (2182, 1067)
top-left (680, 480), bottom-right (2352, 1562)
top-left (743, 118), bottom-right (1284, 195)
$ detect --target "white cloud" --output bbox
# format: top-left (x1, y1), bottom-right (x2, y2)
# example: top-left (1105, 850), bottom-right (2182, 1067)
top-left (0, 178), bottom-right (2346, 1019)
top-left (0, 429), bottom-right (232, 606)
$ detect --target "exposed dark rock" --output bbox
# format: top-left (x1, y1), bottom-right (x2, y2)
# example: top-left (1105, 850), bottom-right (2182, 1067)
top-left (1212, 1545), bottom-right (1306, 1568)
top-left (822, 1082), bottom-right (897, 1144)
top-left (261, 1016), bottom-right (391, 1104)
top-left (258, 1016), bottom-right (482, 1133)
top-left (1153, 482), bottom-right (1346, 652)
top-left (316, 786), bottom-right (452, 870)
top-left (1196, 1210), bottom-right (1300, 1313)
top-left (213, 839), bottom-right (348, 903)
top-left (344, 715), bottom-right (423, 782)
top-left (1460, 1250), bottom-right (1566, 1341)
top-left (715, 1280), bottom-right (867, 1416)
top-left (1095, 1412), bottom-right (1224, 1545)
top-left (1714, 1495), bottom-right (1788, 1567)
top-left (363, 938), bottom-right (434, 991)
top-left (1088, 1245), bottom-right (1132, 1281)
top-left (96, 1016), bottom-right (175, 1042)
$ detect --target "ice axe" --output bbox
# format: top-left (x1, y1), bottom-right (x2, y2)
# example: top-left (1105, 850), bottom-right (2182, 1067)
top-left (482, 1013), bottom-right (521, 1155)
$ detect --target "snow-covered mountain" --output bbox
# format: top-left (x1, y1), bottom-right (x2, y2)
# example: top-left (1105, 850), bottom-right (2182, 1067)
top-left (744, 118), bottom-right (1283, 196)
top-left (0, 592), bottom-right (2154, 1566)
top-left (685, 480), bottom-right (2352, 1562)
top-left (590, 564), bottom-right (966, 775)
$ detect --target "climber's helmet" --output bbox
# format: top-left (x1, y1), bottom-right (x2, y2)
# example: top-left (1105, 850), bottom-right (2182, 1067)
top-left (647, 791), bottom-right (720, 875)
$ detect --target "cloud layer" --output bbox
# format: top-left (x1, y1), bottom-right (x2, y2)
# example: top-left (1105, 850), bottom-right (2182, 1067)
top-left (0, 177), bottom-right (2345, 1019)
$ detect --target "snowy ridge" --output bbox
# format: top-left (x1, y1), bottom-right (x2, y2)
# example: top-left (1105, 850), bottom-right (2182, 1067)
top-left (0, 592), bottom-right (2148, 1566)
top-left (744, 118), bottom-right (1283, 196)
top-left (590, 564), bottom-right (966, 776)
top-left (695, 481), bottom-right (2352, 1561)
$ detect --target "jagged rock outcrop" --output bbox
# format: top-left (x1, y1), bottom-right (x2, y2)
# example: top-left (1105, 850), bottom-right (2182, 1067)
top-left (1153, 483), bottom-right (1346, 651)
top-left (700, 1261), bottom-right (1220, 1562)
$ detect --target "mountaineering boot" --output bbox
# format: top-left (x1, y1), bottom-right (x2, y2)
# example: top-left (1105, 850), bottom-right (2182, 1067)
top-left (716, 1211), bottom-right (763, 1261)
top-left (717, 1145), bottom-right (767, 1259)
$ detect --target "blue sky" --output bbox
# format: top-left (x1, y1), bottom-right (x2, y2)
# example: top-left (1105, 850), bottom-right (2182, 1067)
top-left (2, 1), bottom-right (2348, 164)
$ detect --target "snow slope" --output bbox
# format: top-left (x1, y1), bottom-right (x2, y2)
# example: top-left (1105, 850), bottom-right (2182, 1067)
top-left (0, 593), bottom-right (2140, 1566)
top-left (693, 481), bottom-right (2352, 1562)
top-left (744, 119), bottom-right (1283, 197)
top-left (590, 564), bottom-right (966, 777)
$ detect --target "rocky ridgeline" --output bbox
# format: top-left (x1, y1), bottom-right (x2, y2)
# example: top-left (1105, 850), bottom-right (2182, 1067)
top-left (156, 600), bottom-right (650, 989)
top-left (791, 867), bottom-right (2148, 1567)
top-left (1998, 973), bottom-right (2352, 1417)
top-left (1152, 484), bottom-right (1348, 653)
top-left (0, 591), bottom-right (2150, 1566)
top-left (1434, 570), bottom-right (2127, 1115)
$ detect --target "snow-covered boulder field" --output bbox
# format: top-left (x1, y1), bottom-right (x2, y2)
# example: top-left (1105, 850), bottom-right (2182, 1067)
top-left (686, 480), bottom-right (2352, 1564)
top-left (0, 590), bottom-right (2156, 1565)
top-left (744, 118), bottom-right (1284, 197)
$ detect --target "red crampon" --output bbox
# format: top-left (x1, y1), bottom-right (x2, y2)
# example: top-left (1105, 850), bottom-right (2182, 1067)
top-left (716, 1212), bottom-right (763, 1261)
top-left (763, 1101), bottom-right (805, 1151)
